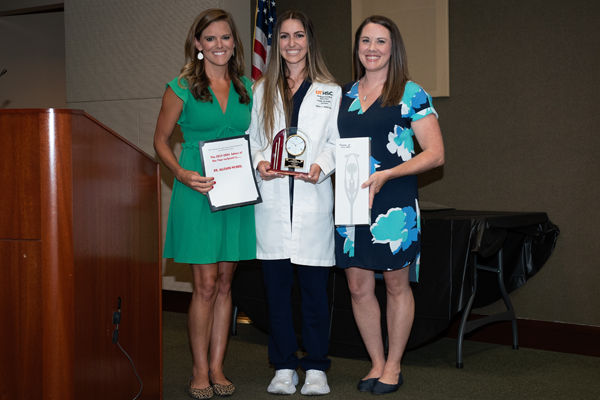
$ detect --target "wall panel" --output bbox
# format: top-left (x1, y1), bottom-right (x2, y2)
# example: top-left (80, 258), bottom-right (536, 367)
top-left (419, 0), bottom-right (600, 325)
top-left (136, 0), bottom-right (219, 99)
top-left (67, 100), bottom-right (140, 146)
top-left (65, 0), bottom-right (139, 102)
top-left (0, 12), bottom-right (66, 109)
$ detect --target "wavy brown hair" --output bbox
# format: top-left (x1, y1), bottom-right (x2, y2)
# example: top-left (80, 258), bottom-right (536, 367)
top-left (258, 9), bottom-right (337, 145)
top-left (353, 15), bottom-right (410, 107)
top-left (179, 9), bottom-right (250, 105)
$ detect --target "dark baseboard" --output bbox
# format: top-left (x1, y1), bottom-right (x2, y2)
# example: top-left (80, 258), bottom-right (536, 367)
top-left (162, 289), bottom-right (192, 313)
top-left (446, 313), bottom-right (600, 358)
top-left (162, 290), bottom-right (600, 358)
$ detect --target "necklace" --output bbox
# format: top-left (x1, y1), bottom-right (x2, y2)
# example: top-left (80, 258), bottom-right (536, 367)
top-left (360, 79), bottom-right (386, 100)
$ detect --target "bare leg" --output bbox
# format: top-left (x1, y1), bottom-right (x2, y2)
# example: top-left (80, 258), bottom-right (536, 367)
top-left (379, 266), bottom-right (414, 385)
top-left (208, 261), bottom-right (237, 385)
top-left (345, 267), bottom-right (385, 380)
top-left (189, 263), bottom-right (219, 389)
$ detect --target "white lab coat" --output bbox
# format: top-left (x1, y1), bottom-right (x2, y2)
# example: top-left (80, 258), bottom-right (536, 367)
top-left (248, 80), bottom-right (341, 266)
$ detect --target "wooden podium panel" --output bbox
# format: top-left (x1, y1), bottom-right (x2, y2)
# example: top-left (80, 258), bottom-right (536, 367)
top-left (0, 112), bottom-right (41, 239)
top-left (0, 241), bottom-right (43, 399)
top-left (0, 109), bottom-right (162, 400)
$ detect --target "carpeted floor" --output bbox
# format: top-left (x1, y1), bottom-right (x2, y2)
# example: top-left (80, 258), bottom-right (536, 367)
top-left (163, 311), bottom-right (600, 399)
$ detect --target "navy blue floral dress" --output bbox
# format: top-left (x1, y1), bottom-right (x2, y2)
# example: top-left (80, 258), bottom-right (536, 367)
top-left (335, 80), bottom-right (437, 282)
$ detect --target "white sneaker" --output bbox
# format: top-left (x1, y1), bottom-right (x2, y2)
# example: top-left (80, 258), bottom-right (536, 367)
top-left (267, 369), bottom-right (299, 395)
top-left (300, 370), bottom-right (330, 396)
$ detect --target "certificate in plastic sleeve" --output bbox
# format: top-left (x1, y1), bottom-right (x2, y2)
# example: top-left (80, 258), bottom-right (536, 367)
top-left (199, 135), bottom-right (262, 212)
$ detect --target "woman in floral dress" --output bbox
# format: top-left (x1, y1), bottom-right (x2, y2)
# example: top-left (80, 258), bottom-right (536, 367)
top-left (335, 15), bottom-right (445, 395)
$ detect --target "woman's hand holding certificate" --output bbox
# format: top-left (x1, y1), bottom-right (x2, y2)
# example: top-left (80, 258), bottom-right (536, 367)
top-left (199, 135), bottom-right (262, 212)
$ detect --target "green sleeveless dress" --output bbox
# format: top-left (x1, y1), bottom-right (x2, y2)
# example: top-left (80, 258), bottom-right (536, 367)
top-left (163, 76), bottom-right (256, 264)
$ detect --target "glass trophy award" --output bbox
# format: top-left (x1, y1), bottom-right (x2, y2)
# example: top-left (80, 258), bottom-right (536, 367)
top-left (269, 127), bottom-right (312, 176)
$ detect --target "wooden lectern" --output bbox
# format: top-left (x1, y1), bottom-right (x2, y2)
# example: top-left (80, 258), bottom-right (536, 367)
top-left (0, 109), bottom-right (162, 399)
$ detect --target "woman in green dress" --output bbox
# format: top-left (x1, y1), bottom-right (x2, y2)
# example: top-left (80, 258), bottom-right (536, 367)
top-left (153, 9), bottom-right (255, 399)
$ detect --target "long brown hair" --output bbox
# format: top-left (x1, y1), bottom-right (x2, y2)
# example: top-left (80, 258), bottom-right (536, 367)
top-left (258, 10), bottom-right (337, 145)
top-left (179, 9), bottom-right (250, 105)
top-left (353, 15), bottom-right (410, 107)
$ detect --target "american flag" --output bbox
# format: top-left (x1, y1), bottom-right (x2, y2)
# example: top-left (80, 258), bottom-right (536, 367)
top-left (252, 0), bottom-right (276, 82)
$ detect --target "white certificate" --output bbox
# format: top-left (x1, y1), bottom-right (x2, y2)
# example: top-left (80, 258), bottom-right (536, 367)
top-left (199, 135), bottom-right (262, 212)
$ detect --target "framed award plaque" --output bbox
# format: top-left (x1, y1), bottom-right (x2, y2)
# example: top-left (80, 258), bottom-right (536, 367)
top-left (269, 127), bottom-right (312, 176)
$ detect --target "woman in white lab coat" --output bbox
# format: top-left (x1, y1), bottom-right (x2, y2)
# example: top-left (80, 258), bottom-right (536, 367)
top-left (247, 9), bottom-right (341, 396)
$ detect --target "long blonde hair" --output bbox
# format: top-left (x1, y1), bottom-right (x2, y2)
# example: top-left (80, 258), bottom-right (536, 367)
top-left (353, 15), bottom-right (410, 107)
top-left (179, 9), bottom-right (250, 105)
top-left (258, 10), bottom-right (337, 144)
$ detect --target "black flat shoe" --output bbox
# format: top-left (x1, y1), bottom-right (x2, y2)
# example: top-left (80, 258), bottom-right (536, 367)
top-left (357, 377), bottom-right (379, 392)
top-left (371, 374), bottom-right (404, 395)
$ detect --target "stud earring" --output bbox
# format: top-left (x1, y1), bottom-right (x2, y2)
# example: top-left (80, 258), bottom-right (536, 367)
top-left (197, 51), bottom-right (204, 60)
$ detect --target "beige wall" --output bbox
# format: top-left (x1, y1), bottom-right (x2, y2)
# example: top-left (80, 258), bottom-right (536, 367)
top-left (419, 0), bottom-right (600, 326)
top-left (0, 12), bottom-right (66, 109)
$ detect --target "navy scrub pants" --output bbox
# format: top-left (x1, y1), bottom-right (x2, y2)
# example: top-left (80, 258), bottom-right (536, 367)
top-left (262, 259), bottom-right (331, 372)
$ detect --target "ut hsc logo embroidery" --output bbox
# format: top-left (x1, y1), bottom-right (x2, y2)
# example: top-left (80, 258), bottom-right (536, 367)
top-left (316, 90), bottom-right (333, 96)
top-left (315, 89), bottom-right (333, 109)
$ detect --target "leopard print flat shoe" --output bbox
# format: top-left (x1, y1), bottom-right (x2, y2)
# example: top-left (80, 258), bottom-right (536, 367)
top-left (188, 377), bottom-right (214, 399)
top-left (212, 380), bottom-right (235, 397)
